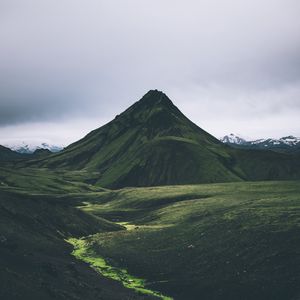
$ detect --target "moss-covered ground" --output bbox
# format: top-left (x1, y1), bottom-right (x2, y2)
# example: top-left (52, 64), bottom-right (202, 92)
top-left (77, 181), bottom-right (300, 300)
top-left (1, 163), bottom-right (299, 299)
top-left (68, 237), bottom-right (172, 299)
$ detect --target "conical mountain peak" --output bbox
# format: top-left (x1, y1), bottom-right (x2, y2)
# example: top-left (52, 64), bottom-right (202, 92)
top-left (35, 90), bottom-right (300, 188)
top-left (131, 90), bottom-right (175, 111)
top-left (140, 89), bottom-right (172, 105)
top-left (38, 87), bottom-right (238, 186)
top-left (121, 90), bottom-right (181, 123)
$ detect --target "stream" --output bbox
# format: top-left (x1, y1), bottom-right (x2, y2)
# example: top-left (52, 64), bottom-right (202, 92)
top-left (67, 222), bottom-right (172, 300)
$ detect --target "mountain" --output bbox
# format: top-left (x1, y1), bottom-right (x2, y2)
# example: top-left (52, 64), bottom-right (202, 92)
top-left (220, 133), bottom-right (247, 145)
top-left (29, 90), bottom-right (300, 188)
top-left (32, 148), bottom-right (53, 157)
top-left (1, 91), bottom-right (300, 299)
top-left (33, 90), bottom-right (241, 187)
top-left (221, 133), bottom-right (300, 153)
top-left (0, 145), bottom-right (27, 161)
top-left (2, 140), bottom-right (64, 154)
top-left (0, 144), bottom-right (53, 162)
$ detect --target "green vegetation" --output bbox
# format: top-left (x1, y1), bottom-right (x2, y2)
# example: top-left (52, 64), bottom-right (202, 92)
top-left (0, 166), bottom-right (106, 194)
top-left (0, 145), bottom-right (28, 161)
top-left (77, 181), bottom-right (300, 300)
top-left (0, 184), bottom-right (157, 300)
top-left (1, 160), bottom-right (299, 299)
top-left (68, 237), bottom-right (172, 300)
top-left (21, 90), bottom-right (300, 188)
top-left (1, 91), bottom-right (300, 299)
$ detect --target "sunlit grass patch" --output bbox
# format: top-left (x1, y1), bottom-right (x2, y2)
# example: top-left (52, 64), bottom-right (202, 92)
top-left (67, 237), bottom-right (173, 300)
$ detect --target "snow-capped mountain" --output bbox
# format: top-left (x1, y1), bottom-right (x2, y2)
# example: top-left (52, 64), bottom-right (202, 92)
top-left (220, 134), bottom-right (300, 152)
top-left (278, 136), bottom-right (300, 146)
top-left (1, 139), bottom-right (64, 154)
top-left (220, 133), bottom-right (247, 145)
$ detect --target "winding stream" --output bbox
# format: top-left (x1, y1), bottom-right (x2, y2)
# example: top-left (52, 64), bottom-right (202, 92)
top-left (67, 223), bottom-right (172, 300)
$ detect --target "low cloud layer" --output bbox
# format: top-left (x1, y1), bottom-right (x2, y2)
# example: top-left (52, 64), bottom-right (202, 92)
top-left (0, 0), bottom-right (300, 144)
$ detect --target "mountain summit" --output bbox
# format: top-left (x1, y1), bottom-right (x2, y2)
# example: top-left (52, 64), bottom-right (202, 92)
top-left (111, 89), bottom-right (219, 143)
top-left (131, 89), bottom-right (174, 108)
top-left (113, 90), bottom-right (181, 126)
top-left (113, 90), bottom-right (190, 132)
top-left (33, 91), bottom-right (300, 188)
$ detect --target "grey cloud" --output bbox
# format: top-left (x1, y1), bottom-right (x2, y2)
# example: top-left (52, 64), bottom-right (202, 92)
top-left (0, 0), bottom-right (300, 140)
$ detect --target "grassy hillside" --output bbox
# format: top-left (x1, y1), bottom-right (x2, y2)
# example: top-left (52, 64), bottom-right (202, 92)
top-left (0, 145), bottom-right (28, 161)
top-left (0, 167), bottom-right (157, 300)
top-left (1, 161), bottom-right (299, 299)
top-left (0, 187), bottom-right (158, 300)
top-left (76, 181), bottom-right (300, 300)
top-left (0, 166), bottom-right (106, 194)
top-left (21, 90), bottom-right (300, 188)
top-left (27, 90), bottom-right (240, 188)
top-left (2, 91), bottom-right (299, 299)
top-left (229, 148), bottom-right (300, 181)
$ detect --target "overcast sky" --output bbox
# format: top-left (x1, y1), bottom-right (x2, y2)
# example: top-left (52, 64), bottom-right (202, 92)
top-left (0, 0), bottom-right (300, 145)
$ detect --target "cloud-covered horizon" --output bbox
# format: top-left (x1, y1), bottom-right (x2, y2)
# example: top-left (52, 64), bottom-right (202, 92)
top-left (1, 0), bottom-right (300, 144)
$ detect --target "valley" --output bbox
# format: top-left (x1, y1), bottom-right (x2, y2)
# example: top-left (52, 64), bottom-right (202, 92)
top-left (1, 162), bottom-right (299, 299)
top-left (1, 91), bottom-right (300, 299)
top-left (69, 181), bottom-right (300, 300)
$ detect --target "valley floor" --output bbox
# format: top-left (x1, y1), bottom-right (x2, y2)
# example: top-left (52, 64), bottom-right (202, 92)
top-left (70, 181), bottom-right (300, 300)
top-left (0, 166), bottom-right (299, 300)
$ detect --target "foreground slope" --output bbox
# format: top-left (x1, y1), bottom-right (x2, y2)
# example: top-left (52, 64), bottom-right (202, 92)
top-left (28, 90), bottom-right (300, 188)
top-left (0, 185), bottom-right (155, 300)
top-left (1, 157), bottom-right (299, 299)
top-left (77, 181), bottom-right (300, 300)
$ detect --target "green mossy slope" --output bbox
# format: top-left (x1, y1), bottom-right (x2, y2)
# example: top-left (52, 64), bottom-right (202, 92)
top-left (79, 181), bottom-right (300, 300)
top-left (0, 188), bottom-right (154, 300)
top-left (24, 90), bottom-right (300, 188)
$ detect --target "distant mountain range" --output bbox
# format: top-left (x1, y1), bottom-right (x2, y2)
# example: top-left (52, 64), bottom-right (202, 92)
top-left (4, 134), bottom-right (300, 155)
top-left (0, 144), bottom-right (55, 161)
top-left (220, 133), bottom-right (300, 152)
top-left (2, 140), bottom-right (64, 154)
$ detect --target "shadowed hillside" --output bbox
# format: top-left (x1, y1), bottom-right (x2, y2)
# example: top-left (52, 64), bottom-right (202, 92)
top-left (0, 189), bottom-right (155, 300)
top-left (0, 145), bottom-right (28, 161)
